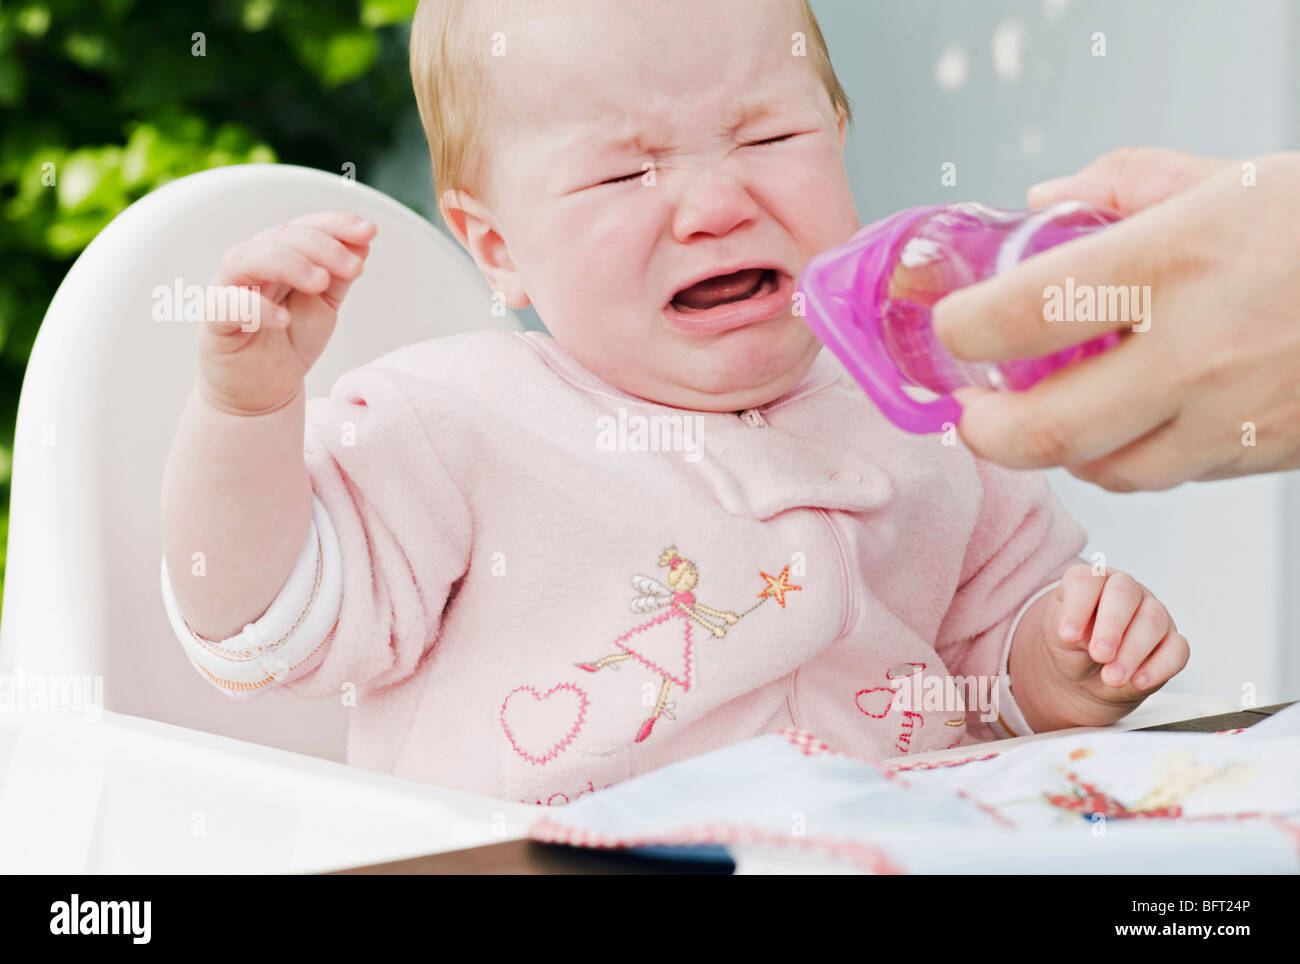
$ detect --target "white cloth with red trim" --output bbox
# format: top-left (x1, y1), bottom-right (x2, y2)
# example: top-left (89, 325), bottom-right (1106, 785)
top-left (530, 703), bottom-right (1300, 873)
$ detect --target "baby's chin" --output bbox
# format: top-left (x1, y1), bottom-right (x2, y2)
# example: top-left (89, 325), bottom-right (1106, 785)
top-left (618, 335), bottom-right (822, 411)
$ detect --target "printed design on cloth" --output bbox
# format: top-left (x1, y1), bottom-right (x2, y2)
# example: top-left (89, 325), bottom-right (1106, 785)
top-left (574, 547), bottom-right (803, 745)
top-left (1044, 747), bottom-right (1260, 822)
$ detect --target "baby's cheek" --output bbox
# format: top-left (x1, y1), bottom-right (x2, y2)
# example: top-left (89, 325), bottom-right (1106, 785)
top-left (779, 172), bottom-right (857, 248)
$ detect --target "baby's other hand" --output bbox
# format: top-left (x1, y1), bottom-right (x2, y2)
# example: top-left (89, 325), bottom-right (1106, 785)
top-left (1019, 564), bottom-right (1189, 729)
top-left (198, 211), bottom-right (377, 415)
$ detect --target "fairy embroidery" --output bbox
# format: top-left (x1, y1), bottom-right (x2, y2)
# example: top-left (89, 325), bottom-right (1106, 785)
top-left (576, 546), bottom-right (802, 743)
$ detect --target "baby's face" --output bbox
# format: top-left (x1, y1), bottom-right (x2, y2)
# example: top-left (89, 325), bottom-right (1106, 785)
top-left (460, 0), bottom-right (860, 410)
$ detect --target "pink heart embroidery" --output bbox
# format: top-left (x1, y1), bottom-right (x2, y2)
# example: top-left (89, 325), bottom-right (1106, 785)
top-left (855, 686), bottom-right (895, 719)
top-left (500, 683), bottom-right (589, 766)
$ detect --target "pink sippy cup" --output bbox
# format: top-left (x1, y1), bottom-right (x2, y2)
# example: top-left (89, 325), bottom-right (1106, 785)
top-left (798, 201), bottom-right (1122, 434)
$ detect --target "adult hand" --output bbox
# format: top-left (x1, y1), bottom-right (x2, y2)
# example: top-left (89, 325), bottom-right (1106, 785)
top-left (932, 148), bottom-right (1300, 491)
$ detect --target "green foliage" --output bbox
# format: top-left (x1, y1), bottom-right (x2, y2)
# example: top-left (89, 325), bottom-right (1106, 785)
top-left (0, 0), bottom-right (420, 621)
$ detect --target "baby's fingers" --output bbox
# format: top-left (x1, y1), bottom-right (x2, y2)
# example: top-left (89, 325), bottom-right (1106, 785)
top-left (1101, 593), bottom-right (1171, 688)
top-left (1130, 631), bottom-right (1190, 692)
top-left (287, 211), bottom-right (378, 246)
top-left (1088, 572), bottom-right (1143, 663)
top-left (218, 240), bottom-right (331, 294)
top-left (202, 287), bottom-right (290, 339)
top-left (256, 225), bottom-right (366, 282)
top-left (1056, 565), bottom-right (1106, 643)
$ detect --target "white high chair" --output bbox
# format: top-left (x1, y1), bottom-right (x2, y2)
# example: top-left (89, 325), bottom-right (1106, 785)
top-left (0, 163), bottom-right (522, 763)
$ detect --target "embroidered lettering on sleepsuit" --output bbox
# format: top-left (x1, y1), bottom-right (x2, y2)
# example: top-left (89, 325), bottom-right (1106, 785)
top-left (525, 781), bottom-right (609, 808)
top-left (854, 662), bottom-right (966, 754)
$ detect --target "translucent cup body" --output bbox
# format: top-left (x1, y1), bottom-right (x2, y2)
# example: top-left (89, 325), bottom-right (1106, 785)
top-left (799, 201), bottom-right (1122, 434)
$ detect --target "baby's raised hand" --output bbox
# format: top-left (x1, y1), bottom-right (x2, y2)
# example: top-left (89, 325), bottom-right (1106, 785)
top-left (1011, 563), bottom-right (1189, 730)
top-left (198, 211), bottom-right (377, 414)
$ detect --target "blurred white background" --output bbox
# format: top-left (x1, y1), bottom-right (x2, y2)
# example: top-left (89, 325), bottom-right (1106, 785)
top-left (369, 0), bottom-right (1300, 707)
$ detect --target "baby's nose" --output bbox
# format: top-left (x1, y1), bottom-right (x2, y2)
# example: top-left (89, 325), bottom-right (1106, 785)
top-left (670, 167), bottom-right (760, 243)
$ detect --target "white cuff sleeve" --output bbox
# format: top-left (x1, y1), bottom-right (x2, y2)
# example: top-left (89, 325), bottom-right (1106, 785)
top-left (160, 496), bottom-right (343, 698)
top-left (990, 579), bottom-right (1060, 738)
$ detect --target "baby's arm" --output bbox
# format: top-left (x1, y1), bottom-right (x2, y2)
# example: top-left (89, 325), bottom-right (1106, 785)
top-left (161, 384), bottom-right (313, 639)
top-left (161, 212), bottom-right (376, 640)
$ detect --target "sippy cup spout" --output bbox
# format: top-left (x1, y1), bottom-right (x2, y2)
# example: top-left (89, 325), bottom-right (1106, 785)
top-left (799, 206), bottom-right (963, 435)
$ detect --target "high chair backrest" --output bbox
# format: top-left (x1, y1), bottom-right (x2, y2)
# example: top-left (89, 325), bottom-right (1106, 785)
top-left (0, 163), bottom-right (520, 762)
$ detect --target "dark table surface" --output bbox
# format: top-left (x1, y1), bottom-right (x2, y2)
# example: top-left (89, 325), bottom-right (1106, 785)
top-left (328, 702), bottom-right (1295, 875)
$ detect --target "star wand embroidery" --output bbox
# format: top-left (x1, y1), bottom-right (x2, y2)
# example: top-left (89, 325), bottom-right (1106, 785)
top-left (576, 546), bottom-right (802, 743)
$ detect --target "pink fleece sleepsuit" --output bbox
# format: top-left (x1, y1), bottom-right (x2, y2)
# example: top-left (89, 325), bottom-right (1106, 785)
top-left (160, 329), bottom-right (1086, 806)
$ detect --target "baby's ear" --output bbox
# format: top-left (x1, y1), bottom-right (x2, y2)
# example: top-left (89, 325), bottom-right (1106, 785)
top-left (438, 188), bottom-right (475, 248)
top-left (438, 188), bottom-right (530, 309)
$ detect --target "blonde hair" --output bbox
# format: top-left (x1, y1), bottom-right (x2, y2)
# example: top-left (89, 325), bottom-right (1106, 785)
top-left (410, 0), bottom-right (852, 208)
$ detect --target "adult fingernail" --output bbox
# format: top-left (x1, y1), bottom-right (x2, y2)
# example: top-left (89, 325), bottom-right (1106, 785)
top-left (1027, 175), bottom-right (1074, 199)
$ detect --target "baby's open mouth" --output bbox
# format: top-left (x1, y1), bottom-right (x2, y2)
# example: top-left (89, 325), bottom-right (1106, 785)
top-left (670, 267), bottom-right (777, 311)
